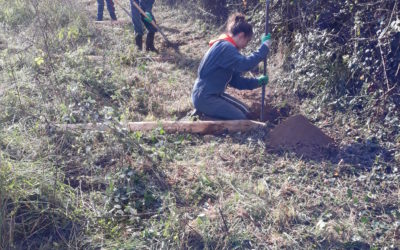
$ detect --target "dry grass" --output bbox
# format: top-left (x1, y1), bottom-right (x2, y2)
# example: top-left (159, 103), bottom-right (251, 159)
top-left (0, 0), bottom-right (399, 249)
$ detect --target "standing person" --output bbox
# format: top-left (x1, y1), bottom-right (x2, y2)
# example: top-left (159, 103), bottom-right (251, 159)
top-left (130, 0), bottom-right (158, 52)
top-left (97, 0), bottom-right (117, 21)
top-left (191, 13), bottom-right (272, 120)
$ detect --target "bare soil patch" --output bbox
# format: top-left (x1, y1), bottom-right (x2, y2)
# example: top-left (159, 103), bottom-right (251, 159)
top-left (227, 88), bottom-right (291, 122)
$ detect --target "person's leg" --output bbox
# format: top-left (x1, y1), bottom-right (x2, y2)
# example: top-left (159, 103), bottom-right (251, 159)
top-left (130, 0), bottom-right (144, 50)
top-left (143, 14), bottom-right (158, 52)
top-left (146, 32), bottom-right (158, 52)
top-left (196, 95), bottom-right (248, 120)
top-left (97, 0), bottom-right (105, 21)
top-left (220, 93), bottom-right (251, 117)
top-left (105, 0), bottom-right (117, 20)
top-left (142, 14), bottom-right (157, 33)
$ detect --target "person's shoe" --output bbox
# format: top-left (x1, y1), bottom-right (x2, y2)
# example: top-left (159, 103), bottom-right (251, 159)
top-left (135, 34), bottom-right (143, 51)
top-left (189, 109), bottom-right (217, 121)
top-left (146, 32), bottom-right (158, 53)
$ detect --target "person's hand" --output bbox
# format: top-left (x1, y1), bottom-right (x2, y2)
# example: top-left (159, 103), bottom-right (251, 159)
top-left (258, 75), bottom-right (269, 86)
top-left (144, 12), bottom-right (153, 23)
top-left (261, 33), bottom-right (271, 48)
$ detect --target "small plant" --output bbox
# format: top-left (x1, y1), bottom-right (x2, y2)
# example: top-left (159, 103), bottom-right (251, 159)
top-left (106, 166), bottom-right (161, 218)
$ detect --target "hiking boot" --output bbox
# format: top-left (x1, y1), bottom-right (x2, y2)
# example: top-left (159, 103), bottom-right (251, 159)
top-left (135, 34), bottom-right (143, 50)
top-left (146, 32), bottom-right (158, 53)
top-left (189, 109), bottom-right (218, 121)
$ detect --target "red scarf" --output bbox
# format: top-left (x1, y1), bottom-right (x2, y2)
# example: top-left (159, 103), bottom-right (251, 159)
top-left (209, 34), bottom-right (238, 48)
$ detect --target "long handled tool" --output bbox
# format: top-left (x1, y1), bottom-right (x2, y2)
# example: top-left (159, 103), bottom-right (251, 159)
top-left (113, 0), bottom-right (137, 21)
top-left (261, 0), bottom-right (270, 121)
top-left (113, 0), bottom-right (172, 45)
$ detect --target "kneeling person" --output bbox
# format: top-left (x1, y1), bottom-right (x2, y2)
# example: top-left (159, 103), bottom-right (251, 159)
top-left (191, 13), bottom-right (271, 120)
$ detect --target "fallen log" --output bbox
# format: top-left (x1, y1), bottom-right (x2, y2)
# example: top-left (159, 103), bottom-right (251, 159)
top-left (56, 120), bottom-right (266, 135)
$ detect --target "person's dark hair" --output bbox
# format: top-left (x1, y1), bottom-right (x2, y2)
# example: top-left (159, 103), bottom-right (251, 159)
top-left (227, 13), bottom-right (253, 37)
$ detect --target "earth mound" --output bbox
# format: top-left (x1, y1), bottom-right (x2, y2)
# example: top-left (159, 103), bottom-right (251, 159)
top-left (266, 114), bottom-right (335, 156)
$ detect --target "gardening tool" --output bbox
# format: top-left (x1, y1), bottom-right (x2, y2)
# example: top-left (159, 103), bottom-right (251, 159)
top-left (113, 0), bottom-right (172, 45)
top-left (261, 0), bottom-right (270, 121)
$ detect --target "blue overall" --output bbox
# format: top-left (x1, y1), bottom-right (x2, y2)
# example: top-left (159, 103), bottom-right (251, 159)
top-left (191, 41), bottom-right (269, 120)
top-left (97, 0), bottom-right (117, 21)
top-left (130, 0), bottom-right (157, 35)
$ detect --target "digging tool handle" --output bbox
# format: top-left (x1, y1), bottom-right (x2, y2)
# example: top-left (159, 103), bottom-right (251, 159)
top-left (130, 1), bottom-right (171, 44)
top-left (113, 0), bottom-right (171, 44)
top-left (113, 0), bottom-right (132, 18)
top-left (261, 0), bottom-right (270, 121)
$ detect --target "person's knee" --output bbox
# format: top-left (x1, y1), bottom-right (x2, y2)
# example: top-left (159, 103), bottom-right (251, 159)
top-left (146, 24), bottom-right (157, 33)
top-left (134, 26), bottom-right (144, 36)
top-left (213, 108), bottom-right (247, 120)
top-left (234, 112), bottom-right (247, 120)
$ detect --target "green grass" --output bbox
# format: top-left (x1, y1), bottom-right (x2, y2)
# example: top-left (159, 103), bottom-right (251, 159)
top-left (0, 0), bottom-right (399, 249)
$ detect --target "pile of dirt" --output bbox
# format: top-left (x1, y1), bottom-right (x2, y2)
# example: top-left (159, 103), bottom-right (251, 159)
top-left (266, 114), bottom-right (335, 157)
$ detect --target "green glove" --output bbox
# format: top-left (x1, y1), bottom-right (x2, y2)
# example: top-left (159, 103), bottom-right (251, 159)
top-left (258, 75), bottom-right (269, 86)
top-left (261, 33), bottom-right (271, 45)
top-left (144, 12), bottom-right (153, 23)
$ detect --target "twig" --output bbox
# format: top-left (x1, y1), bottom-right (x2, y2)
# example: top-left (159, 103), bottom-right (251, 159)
top-left (228, 181), bottom-right (245, 198)
top-left (218, 206), bottom-right (229, 234)
top-left (196, 6), bottom-right (217, 18)
top-left (378, 1), bottom-right (397, 39)
top-left (378, 41), bottom-right (390, 91)
top-left (217, 21), bottom-right (228, 33)
top-left (249, 2), bottom-right (262, 20)
top-left (374, 2), bottom-right (398, 99)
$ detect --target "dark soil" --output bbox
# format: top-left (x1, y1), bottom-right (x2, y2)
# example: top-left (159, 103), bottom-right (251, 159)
top-left (226, 88), bottom-right (292, 123)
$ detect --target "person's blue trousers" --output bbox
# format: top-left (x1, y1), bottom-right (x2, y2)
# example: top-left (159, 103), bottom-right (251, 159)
top-left (194, 93), bottom-right (251, 120)
top-left (97, 0), bottom-right (117, 21)
top-left (129, 0), bottom-right (157, 35)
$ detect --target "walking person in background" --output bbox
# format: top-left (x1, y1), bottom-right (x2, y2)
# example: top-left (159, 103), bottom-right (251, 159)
top-left (191, 13), bottom-right (272, 120)
top-left (97, 0), bottom-right (118, 21)
top-left (130, 0), bottom-right (158, 52)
